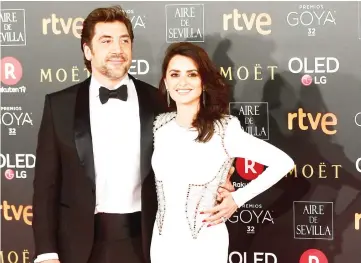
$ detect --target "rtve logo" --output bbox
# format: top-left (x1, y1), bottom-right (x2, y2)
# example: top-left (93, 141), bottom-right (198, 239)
top-left (356, 213), bottom-right (361, 230)
top-left (0, 200), bottom-right (32, 226)
top-left (288, 108), bottom-right (337, 135)
top-left (223, 10), bottom-right (271, 35)
top-left (42, 14), bottom-right (83, 38)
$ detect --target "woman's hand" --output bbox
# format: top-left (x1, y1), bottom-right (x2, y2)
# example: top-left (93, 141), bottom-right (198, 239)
top-left (201, 190), bottom-right (238, 227)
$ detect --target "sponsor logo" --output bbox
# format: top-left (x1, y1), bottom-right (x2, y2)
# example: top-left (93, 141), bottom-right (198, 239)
top-left (293, 201), bottom-right (333, 240)
top-left (223, 10), bottom-right (272, 35)
top-left (355, 112), bottom-right (361, 127)
top-left (0, 153), bottom-right (35, 180)
top-left (0, 249), bottom-right (31, 263)
top-left (356, 158), bottom-right (361, 173)
top-left (286, 163), bottom-right (341, 179)
top-left (229, 252), bottom-right (277, 263)
top-left (299, 249), bottom-right (328, 263)
top-left (0, 56), bottom-right (26, 94)
top-left (0, 9), bottom-right (26, 46)
top-left (165, 4), bottom-right (204, 42)
top-left (42, 11), bottom-right (146, 38)
top-left (230, 102), bottom-right (269, 140)
top-left (0, 200), bottom-right (32, 225)
top-left (40, 60), bottom-right (150, 83)
top-left (288, 57), bottom-right (339, 85)
top-left (229, 204), bottom-right (274, 234)
top-left (220, 64), bottom-right (278, 81)
top-left (288, 108), bottom-right (337, 135)
top-left (0, 106), bottom-right (33, 136)
top-left (355, 213), bottom-right (361, 230)
top-left (286, 5), bottom-right (336, 37)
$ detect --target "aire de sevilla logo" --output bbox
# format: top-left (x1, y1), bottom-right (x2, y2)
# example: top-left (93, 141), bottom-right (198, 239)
top-left (235, 158), bottom-right (265, 181)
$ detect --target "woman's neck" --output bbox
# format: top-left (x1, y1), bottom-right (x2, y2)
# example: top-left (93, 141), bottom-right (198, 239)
top-left (175, 103), bottom-right (199, 128)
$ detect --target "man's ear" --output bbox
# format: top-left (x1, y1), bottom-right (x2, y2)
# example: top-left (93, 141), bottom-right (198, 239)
top-left (83, 43), bottom-right (92, 61)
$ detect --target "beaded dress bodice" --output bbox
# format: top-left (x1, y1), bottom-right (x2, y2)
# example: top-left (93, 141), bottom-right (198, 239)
top-left (151, 112), bottom-right (235, 239)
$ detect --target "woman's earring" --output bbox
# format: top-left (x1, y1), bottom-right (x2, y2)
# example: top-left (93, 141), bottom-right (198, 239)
top-left (167, 90), bottom-right (170, 107)
top-left (165, 80), bottom-right (170, 107)
top-left (202, 87), bottom-right (206, 107)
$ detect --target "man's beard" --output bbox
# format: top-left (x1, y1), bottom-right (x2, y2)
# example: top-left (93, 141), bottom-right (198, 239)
top-left (99, 53), bottom-right (130, 80)
top-left (100, 62), bottom-right (129, 80)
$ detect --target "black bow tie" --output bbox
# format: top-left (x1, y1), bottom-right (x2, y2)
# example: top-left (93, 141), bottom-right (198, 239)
top-left (99, 85), bottom-right (128, 104)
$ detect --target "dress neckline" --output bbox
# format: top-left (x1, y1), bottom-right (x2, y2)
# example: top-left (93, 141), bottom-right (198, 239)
top-left (172, 119), bottom-right (197, 132)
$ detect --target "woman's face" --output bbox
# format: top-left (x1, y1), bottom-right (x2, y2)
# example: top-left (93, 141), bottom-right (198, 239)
top-left (164, 55), bottom-right (202, 107)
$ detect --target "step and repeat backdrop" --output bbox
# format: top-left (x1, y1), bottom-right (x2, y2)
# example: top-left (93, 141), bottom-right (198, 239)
top-left (1, 1), bottom-right (361, 263)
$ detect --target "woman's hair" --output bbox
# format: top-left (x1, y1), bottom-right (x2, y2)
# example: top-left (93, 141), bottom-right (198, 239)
top-left (159, 42), bottom-right (230, 143)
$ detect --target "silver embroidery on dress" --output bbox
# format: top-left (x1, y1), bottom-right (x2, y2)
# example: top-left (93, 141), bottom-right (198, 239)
top-left (185, 115), bottom-right (236, 239)
top-left (153, 112), bottom-right (176, 235)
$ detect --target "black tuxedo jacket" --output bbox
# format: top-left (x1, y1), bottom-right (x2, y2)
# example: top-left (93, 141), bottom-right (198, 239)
top-left (32, 74), bottom-right (166, 263)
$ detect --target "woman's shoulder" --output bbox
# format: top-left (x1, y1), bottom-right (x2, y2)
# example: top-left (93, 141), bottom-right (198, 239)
top-left (153, 112), bottom-right (177, 134)
top-left (214, 114), bottom-right (240, 137)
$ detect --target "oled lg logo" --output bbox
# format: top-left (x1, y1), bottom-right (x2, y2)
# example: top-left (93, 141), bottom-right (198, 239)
top-left (288, 57), bottom-right (339, 86)
top-left (288, 108), bottom-right (337, 135)
top-left (223, 10), bottom-right (272, 35)
top-left (299, 249), bottom-right (328, 263)
top-left (0, 153), bottom-right (35, 180)
top-left (229, 252), bottom-right (277, 263)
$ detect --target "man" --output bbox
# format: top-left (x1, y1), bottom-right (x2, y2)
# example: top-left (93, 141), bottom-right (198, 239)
top-left (32, 5), bottom-right (234, 263)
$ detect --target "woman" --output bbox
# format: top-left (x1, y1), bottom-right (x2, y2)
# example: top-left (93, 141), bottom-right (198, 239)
top-left (150, 42), bottom-right (294, 263)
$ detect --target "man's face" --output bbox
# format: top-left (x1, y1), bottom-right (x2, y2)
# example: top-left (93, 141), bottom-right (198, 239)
top-left (84, 21), bottom-right (132, 80)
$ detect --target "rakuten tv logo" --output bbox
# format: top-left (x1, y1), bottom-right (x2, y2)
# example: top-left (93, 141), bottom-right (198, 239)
top-left (288, 57), bottom-right (339, 86)
top-left (299, 249), bottom-right (328, 263)
top-left (288, 108), bottom-right (337, 135)
top-left (0, 56), bottom-right (23, 86)
top-left (232, 157), bottom-right (265, 188)
top-left (0, 153), bottom-right (35, 180)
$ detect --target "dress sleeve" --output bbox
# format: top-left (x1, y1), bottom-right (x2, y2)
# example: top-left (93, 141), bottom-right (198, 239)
top-left (224, 116), bottom-right (295, 208)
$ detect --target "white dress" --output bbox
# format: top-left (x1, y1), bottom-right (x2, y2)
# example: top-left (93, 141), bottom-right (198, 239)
top-left (150, 112), bottom-right (294, 263)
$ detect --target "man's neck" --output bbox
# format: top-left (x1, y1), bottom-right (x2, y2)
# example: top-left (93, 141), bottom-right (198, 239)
top-left (91, 71), bottom-right (127, 89)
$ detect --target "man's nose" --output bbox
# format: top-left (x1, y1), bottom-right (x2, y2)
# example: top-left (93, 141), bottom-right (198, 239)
top-left (112, 41), bottom-right (123, 53)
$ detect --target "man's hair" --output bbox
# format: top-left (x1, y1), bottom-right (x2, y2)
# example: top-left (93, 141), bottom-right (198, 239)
top-left (80, 5), bottom-right (134, 72)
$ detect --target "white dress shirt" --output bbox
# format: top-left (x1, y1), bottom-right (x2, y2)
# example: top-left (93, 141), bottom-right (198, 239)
top-left (34, 74), bottom-right (142, 262)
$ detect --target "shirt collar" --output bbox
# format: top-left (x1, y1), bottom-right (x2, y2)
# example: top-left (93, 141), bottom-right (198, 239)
top-left (90, 74), bottom-right (130, 99)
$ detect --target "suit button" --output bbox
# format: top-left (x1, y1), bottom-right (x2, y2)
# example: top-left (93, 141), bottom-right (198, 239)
top-left (92, 189), bottom-right (95, 193)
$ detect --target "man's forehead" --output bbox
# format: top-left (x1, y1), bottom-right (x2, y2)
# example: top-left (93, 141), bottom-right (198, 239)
top-left (94, 21), bottom-right (129, 36)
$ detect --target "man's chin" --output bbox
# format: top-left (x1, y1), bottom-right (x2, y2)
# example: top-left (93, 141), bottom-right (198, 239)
top-left (106, 70), bottom-right (128, 80)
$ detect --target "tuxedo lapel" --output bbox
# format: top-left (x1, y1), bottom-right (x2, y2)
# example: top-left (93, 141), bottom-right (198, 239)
top-left (74, 77), bottom-right (96, 189)
top-left (129, 74), bottom-right (154, 182)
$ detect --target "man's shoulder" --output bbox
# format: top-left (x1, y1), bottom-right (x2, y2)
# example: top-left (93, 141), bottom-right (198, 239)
top-left (47, 78), bottom-right (90, 100)
top-left (131, 76), bottom-right (157, 91)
